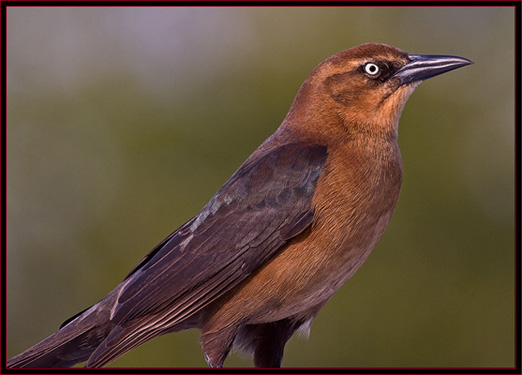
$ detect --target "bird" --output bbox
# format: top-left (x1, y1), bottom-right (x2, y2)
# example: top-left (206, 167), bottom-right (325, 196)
top-left (7, 43), bottom-right (472, 369)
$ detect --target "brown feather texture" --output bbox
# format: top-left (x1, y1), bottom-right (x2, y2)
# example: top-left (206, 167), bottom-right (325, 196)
top-left (7, 43), bottom-right (472, 368)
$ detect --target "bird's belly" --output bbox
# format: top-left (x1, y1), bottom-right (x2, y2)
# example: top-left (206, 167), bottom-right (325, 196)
top-left (216, 206), bottom-right (396, 326)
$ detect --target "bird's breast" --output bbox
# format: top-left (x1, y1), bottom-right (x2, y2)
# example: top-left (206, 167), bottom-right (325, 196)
top-left (309, 138), bottom-right (403, 272)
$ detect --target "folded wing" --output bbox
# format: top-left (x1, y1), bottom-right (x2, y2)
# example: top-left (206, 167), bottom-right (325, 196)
top-left (87, 142), bottom-right (328, 367)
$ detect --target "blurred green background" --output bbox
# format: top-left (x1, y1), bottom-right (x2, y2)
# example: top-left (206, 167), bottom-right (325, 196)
top-left (7, 6), bottom-right (514, 368)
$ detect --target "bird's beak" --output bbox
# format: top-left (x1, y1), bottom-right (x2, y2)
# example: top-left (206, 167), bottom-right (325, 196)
top-left (392, 54), bottom-right (473, 86)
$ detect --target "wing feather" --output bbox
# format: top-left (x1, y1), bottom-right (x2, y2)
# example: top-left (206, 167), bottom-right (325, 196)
top-left (87, 142), bottom-right (327, 367)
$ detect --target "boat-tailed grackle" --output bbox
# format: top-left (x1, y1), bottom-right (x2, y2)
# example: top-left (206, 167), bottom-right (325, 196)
top-left (8, 43), bottom-right (472, 368)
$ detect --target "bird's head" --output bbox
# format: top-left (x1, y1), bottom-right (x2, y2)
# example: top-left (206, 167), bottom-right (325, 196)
top-left (284, 43), bottom-right (472, 140)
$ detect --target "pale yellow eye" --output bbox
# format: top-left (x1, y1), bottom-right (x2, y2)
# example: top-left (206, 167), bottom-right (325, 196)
top-left (364, 63), bottom-right (379, 75)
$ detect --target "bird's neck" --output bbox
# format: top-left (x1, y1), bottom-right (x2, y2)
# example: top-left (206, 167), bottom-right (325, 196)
top-left (280, 80), bottom-right (402, 144)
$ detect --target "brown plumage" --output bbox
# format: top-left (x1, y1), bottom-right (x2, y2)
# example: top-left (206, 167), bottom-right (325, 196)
top-left (8, 43), bottom-right (472, 368)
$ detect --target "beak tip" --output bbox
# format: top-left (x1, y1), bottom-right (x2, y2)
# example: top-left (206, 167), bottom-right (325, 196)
top-left (460, 57), bottom-right (474, 66)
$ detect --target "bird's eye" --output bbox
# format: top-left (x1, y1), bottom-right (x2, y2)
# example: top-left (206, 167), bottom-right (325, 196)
top-left (364, 63), bottom-right (380, 76)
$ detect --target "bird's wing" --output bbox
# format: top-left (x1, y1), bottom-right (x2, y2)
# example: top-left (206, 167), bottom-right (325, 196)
top-left (87, 142), bottom-right (328, 366)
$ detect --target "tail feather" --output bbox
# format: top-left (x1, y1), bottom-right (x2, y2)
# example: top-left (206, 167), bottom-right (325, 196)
top-left (8, 305), bottom-right (114, 368)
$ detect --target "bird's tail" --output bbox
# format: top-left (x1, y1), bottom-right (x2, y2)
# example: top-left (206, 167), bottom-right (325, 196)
top-left (7, 303), bottom-right (115, 368)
